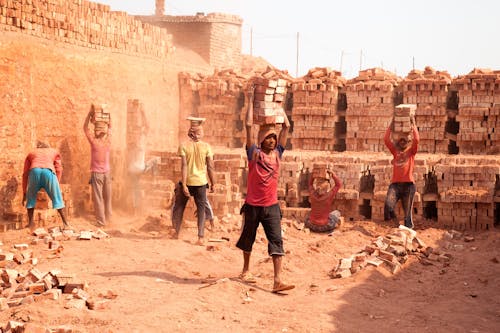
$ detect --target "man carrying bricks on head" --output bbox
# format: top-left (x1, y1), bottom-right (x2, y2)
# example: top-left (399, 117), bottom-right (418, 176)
top-left (384, 113), bottom-right (420, 229)
top-left (236, 85), bottom-right (294, 293)
top-left (22, 141), bottom-right (70, 230)
top-left (171, 117), bottom-right (215, 245)
top-left (84, 105), bottom-right (112, 227)
top-left (305, 168), bottom-right (343, 233)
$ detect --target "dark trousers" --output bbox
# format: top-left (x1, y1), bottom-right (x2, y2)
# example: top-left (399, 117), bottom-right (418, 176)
top-left (171, 182), bottom-right (207, 237)
top-left (384, 182), bottom-right (416, 228)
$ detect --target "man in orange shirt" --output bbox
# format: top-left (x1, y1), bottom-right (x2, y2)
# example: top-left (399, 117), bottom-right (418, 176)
top-left (305, 170), bottom-right (342, 233)
top-left (383, 116), bottom-right (419, 229)
top-left (22, 141), bottom-right (70, 229)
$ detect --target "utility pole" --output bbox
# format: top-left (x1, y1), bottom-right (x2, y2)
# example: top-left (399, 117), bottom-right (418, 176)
top-left (296, 32), bottom-right (299, 77)
top-left (250, 27), bottom-right (253, 56)
top-left (412, 56), bottom-right (415, 70)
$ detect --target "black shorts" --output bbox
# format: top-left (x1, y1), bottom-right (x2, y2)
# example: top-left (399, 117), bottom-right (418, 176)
top-left (236, 203), bottom-right (284, 256)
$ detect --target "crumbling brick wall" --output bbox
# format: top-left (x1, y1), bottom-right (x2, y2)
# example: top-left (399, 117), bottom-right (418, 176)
top-left (0, 0), bottom-right (173, 57)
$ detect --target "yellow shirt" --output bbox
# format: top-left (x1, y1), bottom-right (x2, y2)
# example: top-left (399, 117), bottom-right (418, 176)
top-left (178, 140), bottom-right (213, 186)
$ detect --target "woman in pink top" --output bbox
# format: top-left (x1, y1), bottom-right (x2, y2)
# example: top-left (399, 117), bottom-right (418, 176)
top-left (84, 107), bottom-right (112, 227)
top-left (305, 170), bottom-right (342, 233)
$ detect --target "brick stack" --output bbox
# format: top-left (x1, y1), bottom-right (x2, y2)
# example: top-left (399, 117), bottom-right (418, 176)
top-left (279, 156), bottom-right (304, 208)
top-left (251, 77), bottom-right (287, 125)
top-left (401, 67), bottom-right (452, 153)
top-left (179, 70), bottom-right (247, 148)
top-left (454, 68), bottom-right (500, 154)
top-left (345, 68), bottom-right (400, 152)
top-left (91, 103), bottom-right (110, 134)
top-left (126, 99), bottom-right (145, 145)
top-left (393, 104), bottom-right (416, 136)
top-left (0, 0), bottom-right (173, 58)
top-left (290, 67), bottom-right (346, 150)
top-left (435, 157), bottom-right (499, 230)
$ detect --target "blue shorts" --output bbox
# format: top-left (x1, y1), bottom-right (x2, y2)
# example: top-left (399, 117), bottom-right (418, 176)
top-left (26, 168), bottom-right (65, 209)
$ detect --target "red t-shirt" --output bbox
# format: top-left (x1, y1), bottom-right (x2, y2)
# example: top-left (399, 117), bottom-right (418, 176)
top-left (308, 174), bottom-right (342, 226)
top-left (245, 144), bottom-right (284, 207)
top-left (384, 126), bottom-right (419, 183)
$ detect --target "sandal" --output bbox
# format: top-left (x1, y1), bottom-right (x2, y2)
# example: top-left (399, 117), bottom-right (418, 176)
top-left (238, 272), bottom-right (257, 283)
top-left (272, 282), bottom-right (295, 293)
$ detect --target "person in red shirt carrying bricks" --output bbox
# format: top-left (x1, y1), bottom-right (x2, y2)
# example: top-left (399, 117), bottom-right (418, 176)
top-left (83, 106), bottom-right (112, 227)
top-left (383, 116), bottom-right (420, 229)
top-left (236, 86), bottom-right (295, 293)
top-left (305, 169), bottom-right (343, 233)
top-left (22, 141), bottom-right (70, 230)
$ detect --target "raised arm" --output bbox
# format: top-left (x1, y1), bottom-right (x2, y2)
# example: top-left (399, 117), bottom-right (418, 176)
top-left (245, 85), bottom-right (255, 148)
top-left (410, 116), bottom-right (419, 155)
top-left (329, 171), bottom-right (342, 198)
top-left (83, 107), bottom-right (94, 140)
top-left (278, 109), bottom-right (290, 148)
top-left (384, 120), bottom-right (397, 155)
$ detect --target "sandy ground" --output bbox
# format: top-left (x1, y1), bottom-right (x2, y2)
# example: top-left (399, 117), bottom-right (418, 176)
top-left (1, 211), bottom-right (499, 333)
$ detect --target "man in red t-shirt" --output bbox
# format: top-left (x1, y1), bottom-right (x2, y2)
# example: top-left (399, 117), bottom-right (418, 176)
top-left (383, 116), bottom-right (419, 228)
top-left (305, 170), bottom-right (342, 233)
top-left (236, 86), bottom-right (294, 293)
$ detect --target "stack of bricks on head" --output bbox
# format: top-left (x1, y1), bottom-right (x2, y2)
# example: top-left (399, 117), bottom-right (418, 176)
top-left (252, 77), bottom-right (287, 127)
top-left (312, 163), bottom-right (330, 180)
top-left (393, 104), bottom-right (416, 141)
top-left (92, 104), bottom-right (110, 133)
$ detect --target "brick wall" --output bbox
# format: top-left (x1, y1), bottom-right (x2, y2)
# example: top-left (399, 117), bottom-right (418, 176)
top-left (137, 13), bottom-right (242, 69)
top-left (0, 32), bottom-right (181, 223)
top-left (0, 0), bottom-right (173, 58)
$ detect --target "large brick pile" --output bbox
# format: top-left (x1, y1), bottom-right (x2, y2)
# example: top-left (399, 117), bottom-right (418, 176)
top-left (454, 68), bottom-right (500, 154)
top-left (401, 67), bottom-right (452, 153)
top-left (290, 67), bottom-right (346, 150)
top-left (0, 0), bottom-right (173, 57)
top-left (178, 70), bottom-right (247, 148)
top-left (435, 156), bottom-right (499, 230)
top-left (345, 68), bottom-right (400, 152)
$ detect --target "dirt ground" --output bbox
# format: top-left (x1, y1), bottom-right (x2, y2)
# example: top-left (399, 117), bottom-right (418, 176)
top-left (1, 211), bottom-right (499, 333)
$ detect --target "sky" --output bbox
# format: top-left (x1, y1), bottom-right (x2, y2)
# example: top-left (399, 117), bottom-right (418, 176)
top-left (97, 0), bottom-right (500, 79)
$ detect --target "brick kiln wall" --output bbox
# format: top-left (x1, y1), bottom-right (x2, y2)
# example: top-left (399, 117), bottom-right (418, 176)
top-left (0, 0), bottom-right (196, 220)
top-left (0, 0), bottom-right (173, 57)
top-left (137, 13), bottom-right (242, 70)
